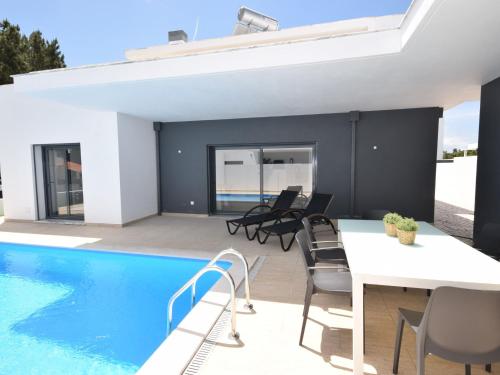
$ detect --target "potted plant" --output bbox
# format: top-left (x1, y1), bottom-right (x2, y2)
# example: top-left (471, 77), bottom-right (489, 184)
top-left (383, 212), bottom-right (402, 237)
top-left (396, 217), bottom-right (419, 245)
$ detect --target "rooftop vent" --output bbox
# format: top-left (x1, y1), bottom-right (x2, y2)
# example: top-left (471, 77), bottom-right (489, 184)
top-left (168, 30), bottom-right (188, 45)
top-left (233, 7), bottom-right (279, 35)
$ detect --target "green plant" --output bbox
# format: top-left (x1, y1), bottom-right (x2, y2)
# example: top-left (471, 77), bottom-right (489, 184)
top-left (383, 212), bottom-right (402, 224)
top-left (396, 217), bottom-right (419, 232)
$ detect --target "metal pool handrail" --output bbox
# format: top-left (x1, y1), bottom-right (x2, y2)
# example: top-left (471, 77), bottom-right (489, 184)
top-left (166, 249), bottom-right (253, 339)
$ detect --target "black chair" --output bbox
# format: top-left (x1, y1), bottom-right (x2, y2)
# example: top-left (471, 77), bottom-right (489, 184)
top-left (256, 193), bottom-right (335, 251)
top-left (475, 223), bottom-right (500, 260)
top-left (225, 189), bottom-right (299, 240)
top-left (295, 230), bottom-right (351, 346)
top-left (301, 217), bottom-right (348, 265)
top-left (263, 185), bottom-right (302, 205)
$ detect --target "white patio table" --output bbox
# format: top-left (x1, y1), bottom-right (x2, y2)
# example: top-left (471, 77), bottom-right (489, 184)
top-left (338, 219), bottom-right (500, 375)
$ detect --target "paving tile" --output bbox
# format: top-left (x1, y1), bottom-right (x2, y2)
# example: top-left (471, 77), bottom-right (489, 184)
top-left (1, 215), bottom-right (497, 374)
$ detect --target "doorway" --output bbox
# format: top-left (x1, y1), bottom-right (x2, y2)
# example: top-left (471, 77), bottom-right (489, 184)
top-left (209, 144), bottom-right (316, 214)
top-left (43, 144), bottom-right (84, 220)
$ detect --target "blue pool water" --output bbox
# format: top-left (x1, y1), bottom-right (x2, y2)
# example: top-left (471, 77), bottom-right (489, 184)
top-left (0, 242), bottom-right (229, 374)
top-left (216, 193), bottom-right (275, 202)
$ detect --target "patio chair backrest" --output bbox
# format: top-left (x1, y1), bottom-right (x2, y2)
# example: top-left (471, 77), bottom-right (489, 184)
top-left (295, 229), bottom-right (315, 269)
top-left (418, 286), bottom-right (500, 364)
top-left (303, 193), bottom-right (334, 217)
top-left (286, 185), bottom-right (303, 194)
top-left (272, 190), bottom-right (299, 211)
top-left (363, 209), bottom-right (390, 220)
top-left (301, 217), bottom-right (317, 248)
top-left (476, 222), bottom-right (500, 253)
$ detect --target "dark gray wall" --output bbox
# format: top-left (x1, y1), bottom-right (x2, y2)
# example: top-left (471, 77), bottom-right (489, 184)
top-left (355, 108), bottom-right (441, 221)
top-left (160, 108), bottom-right (441, 220)
top-left (160, 114), bottom-right (352, 217)
top-left (473, 76), bottom-right (500, 242)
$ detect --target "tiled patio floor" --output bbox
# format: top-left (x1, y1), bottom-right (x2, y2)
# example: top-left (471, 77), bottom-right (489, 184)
top-left (434, 200), bottom-right (474, 246)
top-left (0, 215), bottom-right (497, 374)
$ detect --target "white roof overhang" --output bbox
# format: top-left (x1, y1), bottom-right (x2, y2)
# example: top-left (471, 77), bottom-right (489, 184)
top-left (11, 0), bottom-right (500, 122)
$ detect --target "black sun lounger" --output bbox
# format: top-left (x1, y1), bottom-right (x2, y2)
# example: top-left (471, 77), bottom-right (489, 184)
top-left (256, 192), bottom-right (336, 251)
top-left (225, 189), bottom-right (299, 240)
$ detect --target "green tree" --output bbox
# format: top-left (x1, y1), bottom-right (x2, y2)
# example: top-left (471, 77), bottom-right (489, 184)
top-left (0, 19), bottom-right (65, 85)
top-left (443, 148), bottom-right (478, 159)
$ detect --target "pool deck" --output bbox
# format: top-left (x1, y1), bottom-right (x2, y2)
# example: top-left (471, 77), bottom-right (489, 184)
top-left (0, 214), bottom-right (497, 375)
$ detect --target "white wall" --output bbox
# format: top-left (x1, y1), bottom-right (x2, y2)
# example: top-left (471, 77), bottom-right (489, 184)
top-left (0, 85), bottom-right (157, 225)
top-left (116, 113), bottom-right (157, 223)
top-left (436, 117), bottom-right (444, 160)
top-left (435, 156), bottom-right (477, 211)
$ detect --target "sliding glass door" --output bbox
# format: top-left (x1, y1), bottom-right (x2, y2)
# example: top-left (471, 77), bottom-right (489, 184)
top-left (262, 147), bottom-right (314, 208)
top-left (211, 144), bottom-right (315, 214)
top-left (214, 148), bottom-right (261, 213)
top-left (43, 144), bottom-right (84, 220)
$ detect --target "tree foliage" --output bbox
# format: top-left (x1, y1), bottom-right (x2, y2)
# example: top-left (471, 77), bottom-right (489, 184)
top-left (0, 19), bottom-right (65, 85)
top-left (443, 148), bottom-right (478, 159)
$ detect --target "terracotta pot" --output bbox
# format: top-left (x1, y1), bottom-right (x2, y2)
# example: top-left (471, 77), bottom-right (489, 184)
top-left (397, 229), bottom-right (416, 245)
top-left (384, 222), bottom-right (397, 237)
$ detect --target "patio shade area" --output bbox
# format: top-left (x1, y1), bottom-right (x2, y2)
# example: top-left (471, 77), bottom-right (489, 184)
top-left (0, 215), bottom-right (497, 374)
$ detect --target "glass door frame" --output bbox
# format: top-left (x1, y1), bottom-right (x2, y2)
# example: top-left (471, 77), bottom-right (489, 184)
top-left (42, 143), bottom-right (84, 221)
top-left (207, 142), bottom-right (317, 215)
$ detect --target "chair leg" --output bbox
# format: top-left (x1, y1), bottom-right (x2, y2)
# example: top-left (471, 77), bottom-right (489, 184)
top-left (426, 289), bottom-right (431, 297)
top-left (256, 229), bottom-right (271, 244)
top-left (485, 364), bottom-right (492, 373)
top-left (280, 233), bottom-right (296, 252)
top-left (465, 364), bottom-right (471, 375)
top-left (324, 218), bottom-right (338, 234)
top-left (392, 314), bottom-right (405, 374)
top-left (402, 287), bottom-right (407, 292)
top-left (299, 283), bottom-right (313, 346)
top-left (226, 221), bottom-right (240, 235)
top-left (416, 350), bottom-right (425, 375)
top-left (244, 224), bottom-right (261, 241)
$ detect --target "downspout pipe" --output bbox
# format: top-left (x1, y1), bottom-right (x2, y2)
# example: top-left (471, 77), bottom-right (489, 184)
top-left (153, 122), bottom-right (162, 216)
top-left (349, 111), bottom-right (360, 217)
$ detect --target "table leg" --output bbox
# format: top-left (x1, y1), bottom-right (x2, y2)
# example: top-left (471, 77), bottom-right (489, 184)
top-left (352, 276), bottom-right (364, 375)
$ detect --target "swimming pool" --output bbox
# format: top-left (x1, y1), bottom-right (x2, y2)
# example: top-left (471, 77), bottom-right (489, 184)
top-left (0, 242), bottom-right (230, 374)
top-left (216, 193), bottom-right (275, 202)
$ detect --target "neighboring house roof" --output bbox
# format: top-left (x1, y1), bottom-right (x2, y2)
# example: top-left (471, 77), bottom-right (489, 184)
top-left (10, 0), bottom-right (500, 122)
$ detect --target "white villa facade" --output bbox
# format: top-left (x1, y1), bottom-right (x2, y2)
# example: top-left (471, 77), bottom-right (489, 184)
top-left (1, 0), bottom-right (500, 245)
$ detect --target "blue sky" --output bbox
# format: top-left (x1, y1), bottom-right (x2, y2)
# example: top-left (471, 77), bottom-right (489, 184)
top-left (443, 102), bottom-right (479, 151)
top-left (0, 0), bottom-right (478, 149)
top-left (1, 0), bottom-right (411, 66)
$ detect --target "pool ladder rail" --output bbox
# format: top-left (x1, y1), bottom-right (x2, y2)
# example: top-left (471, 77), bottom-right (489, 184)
top-left (166, 249), bottom-right (253, 339)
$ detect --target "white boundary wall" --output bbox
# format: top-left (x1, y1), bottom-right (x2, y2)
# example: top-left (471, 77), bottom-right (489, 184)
top-left (435, 156), bottom-right (477, 211)
top-left (0, 85), bottom-right (156, 225)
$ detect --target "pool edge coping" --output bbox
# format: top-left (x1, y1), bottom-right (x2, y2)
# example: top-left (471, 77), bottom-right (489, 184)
top-left (136, 253), bottom-right (259, 375)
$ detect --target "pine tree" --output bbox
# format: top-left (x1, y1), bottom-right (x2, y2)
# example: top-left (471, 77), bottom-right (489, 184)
top-left (0, 19), bottom-right (66, 85)
top-left (0, 20), bottom-right (27, 84)
top-left (44, 39), bottom-right (65, 70)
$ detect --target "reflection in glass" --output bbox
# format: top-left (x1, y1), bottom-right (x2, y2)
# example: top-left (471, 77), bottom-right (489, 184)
top-left (44, 145), bottom-right (84, 220)
top-left (215, 149), bottom-right (261, 213)
top-left (262, 147), bottom-right (313, 208)
top-left (214, 146), bottom-right (314, 213)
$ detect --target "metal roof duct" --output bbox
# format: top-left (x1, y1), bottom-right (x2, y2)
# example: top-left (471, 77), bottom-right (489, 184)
top-left (168, 30), bottom-right (188, 45)
top-left (233, 7), bottom-right (279, 35)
